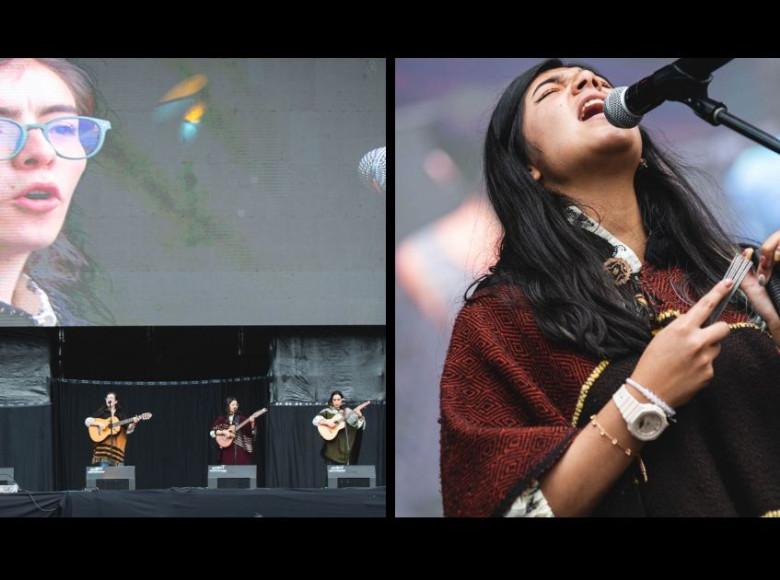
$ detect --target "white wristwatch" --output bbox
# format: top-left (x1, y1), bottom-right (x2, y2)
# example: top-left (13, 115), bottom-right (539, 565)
top-left (612, 385), bottom-right (668, 441)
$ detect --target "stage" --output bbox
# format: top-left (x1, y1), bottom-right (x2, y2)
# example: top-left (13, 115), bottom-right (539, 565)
top-left (0, 328), bottom-right (387, 510)
top-left (0, 486), bottom-right (386, 517)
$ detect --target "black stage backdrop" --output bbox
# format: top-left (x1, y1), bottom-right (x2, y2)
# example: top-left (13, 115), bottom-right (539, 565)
top-left (0, 404), bottom-right (53, 491)
top-left (51, 378), bottom-right (269, 491)
top-left (0, 328), bottom-right (53, 491)
top-left (1, 326), bottom-right (385, 492)
top-left (266, 402), bottom-right (386, 488)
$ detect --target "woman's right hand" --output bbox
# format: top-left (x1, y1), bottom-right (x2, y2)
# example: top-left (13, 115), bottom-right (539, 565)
top-left (630, 279), bottom-right (734, 409)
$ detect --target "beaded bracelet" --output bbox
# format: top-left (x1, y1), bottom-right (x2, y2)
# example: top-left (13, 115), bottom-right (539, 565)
top-left (589, 415), bottom-right (648, 483)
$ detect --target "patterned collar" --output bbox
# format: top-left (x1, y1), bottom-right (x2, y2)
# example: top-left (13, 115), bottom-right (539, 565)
top-left (564, 205), bottom-right (643, 274)
top-left (0, 274), bottom-right (58, 326)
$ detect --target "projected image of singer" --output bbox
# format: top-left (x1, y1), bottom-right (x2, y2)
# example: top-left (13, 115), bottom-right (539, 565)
top-left (0, 59), bottom-right (113, 326)
top-left (441, 59), bottom-right (780, 517)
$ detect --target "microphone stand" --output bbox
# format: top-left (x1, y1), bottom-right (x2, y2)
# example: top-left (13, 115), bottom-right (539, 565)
top-left (658, 59), bottom-right (780, 155)
top-left (343, 406), bottom-right (351, 466)
top-left (658, 60), bottom-right (780, 313)
top-left (108, 406), bottom-right (115, 467)
top-left (232, 414), bottom-right (238, 465)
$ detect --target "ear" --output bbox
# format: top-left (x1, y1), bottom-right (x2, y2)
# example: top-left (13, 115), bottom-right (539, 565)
top-left (527, 165), bottom-right (542, 181)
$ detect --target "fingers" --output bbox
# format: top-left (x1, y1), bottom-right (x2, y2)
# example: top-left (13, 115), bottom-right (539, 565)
top-left (700, 320), bottom-right (730, 345)
top-left (685, 279), bottom-right (734, 328)
top-left (758, 231), bottom-right (780, 285)
top-left (703, 342), bottom-right (722, 359)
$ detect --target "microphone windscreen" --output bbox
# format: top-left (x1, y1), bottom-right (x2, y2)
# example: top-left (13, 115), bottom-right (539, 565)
top-left (358, 147), bottom-right (386, 193)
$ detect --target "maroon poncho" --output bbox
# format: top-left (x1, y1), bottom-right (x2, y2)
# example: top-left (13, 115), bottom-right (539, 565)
top-left (441, 263), bottom-right (780, 517)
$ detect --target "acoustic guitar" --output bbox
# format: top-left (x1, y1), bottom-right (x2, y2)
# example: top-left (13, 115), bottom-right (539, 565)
top-left (88, 412), bottom-right (153, 443)
top-left (317, 401), bottom-right (370, 441)
top-left (216, 408), bottom-right (267, 449)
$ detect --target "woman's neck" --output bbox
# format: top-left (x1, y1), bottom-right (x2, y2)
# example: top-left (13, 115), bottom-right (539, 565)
top-left (554, 171), bottom-right (647, 263)
top-left (0, 252), bottom-right (31, 306)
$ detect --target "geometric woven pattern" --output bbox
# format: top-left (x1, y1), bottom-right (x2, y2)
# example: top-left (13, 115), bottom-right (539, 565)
top-left (441, 263), bottom-right (758, 517)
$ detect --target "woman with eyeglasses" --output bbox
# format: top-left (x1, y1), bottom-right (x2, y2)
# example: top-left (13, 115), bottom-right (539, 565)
top-left (0, 58), bottom-right (113, 325)
top-left (440, 59), bottom-right (780, 517)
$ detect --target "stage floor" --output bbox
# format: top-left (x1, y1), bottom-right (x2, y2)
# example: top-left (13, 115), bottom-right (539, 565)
top-left (0, 486), bottom-right (386, 517)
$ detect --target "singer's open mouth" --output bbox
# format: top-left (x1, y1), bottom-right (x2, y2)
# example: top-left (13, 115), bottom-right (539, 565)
top-left (579, 98), bottom-right (605, 121)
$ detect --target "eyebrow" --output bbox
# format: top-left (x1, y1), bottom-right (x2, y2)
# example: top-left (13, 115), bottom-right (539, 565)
top-left (0, 104), bottom-right (79, 118)
top-left (531, 71), bottom-right (612, 100)
top-left (531, 74), bottom-right (564, 99)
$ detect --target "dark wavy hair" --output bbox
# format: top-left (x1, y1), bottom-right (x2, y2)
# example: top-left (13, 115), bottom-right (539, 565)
top-left (328, 390), bottom-right (345, 407)
top-left (470, 59), bottom-right (745, 359)
top-left (225, 396), bottom-right (239, 415)
top-left (0, 58), bottom-right (114, 324)
top-left (96, 391), bottom-right (121, 415)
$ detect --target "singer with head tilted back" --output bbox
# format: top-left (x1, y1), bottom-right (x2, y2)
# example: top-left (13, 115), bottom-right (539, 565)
top-left (440, 59), bottom-right (780, 517)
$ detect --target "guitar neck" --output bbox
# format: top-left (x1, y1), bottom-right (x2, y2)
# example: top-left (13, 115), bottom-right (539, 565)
top-left (112, 414), bottom-right (147, 427)
top-left (234, 410), bottom-right (265, 431)
top-left (234, 418), bottom-right (252, 430)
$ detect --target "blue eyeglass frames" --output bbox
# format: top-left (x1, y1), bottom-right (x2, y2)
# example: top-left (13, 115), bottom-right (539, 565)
top-left (0, 116), bottom-right (112, 161)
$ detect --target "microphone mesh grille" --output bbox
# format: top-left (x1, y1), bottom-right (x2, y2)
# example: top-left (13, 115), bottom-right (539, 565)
top-left (358, 147), bottom-right (386, 193)
top-left (604, 87), bottom-right (642, 129)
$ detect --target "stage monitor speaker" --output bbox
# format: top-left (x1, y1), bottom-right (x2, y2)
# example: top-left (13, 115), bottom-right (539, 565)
top-left (207, 465), bottom-right (256, 489)
top-left (0, 467), bottom-right (17, 493)
top-left (85, 466), bottom-right (135, 490)
top-left (327, 465), bottom-right (376, 488)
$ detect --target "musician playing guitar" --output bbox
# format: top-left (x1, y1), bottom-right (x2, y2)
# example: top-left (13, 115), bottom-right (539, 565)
top-left (210, 397), bottom-right (264, 465)
top-left (312, 390), bottom-right (369, 465)
top-left (84, 392), bottom-right (146, 466)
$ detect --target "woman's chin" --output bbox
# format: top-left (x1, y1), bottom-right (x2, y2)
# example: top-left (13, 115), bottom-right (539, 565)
top-left (1, 232), bottom-right (59, 254)
top-left (584, 138), bottom-right (641, 171)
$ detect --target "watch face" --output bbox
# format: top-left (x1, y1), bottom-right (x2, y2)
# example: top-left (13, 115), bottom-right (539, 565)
top-left (635, 410), bottom-right (666, 439)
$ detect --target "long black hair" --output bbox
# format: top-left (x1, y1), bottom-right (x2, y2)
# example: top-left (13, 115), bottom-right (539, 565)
top-left (328, 390), bottom-right (345, 408)
top-left (225, 396), bottom-right (239, 416)
top-left (471, 59), bottom-right (742, 359)
top-left (96, 391), bottom-right (121, 415)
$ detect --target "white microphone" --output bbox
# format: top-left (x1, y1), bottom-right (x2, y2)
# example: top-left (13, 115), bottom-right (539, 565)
top-left (358, 147), bottom-right (386, 194)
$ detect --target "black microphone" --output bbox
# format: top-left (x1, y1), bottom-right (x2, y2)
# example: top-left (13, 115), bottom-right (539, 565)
top-left (604, 59), bottom-right (733, 128)
top-left (766, 275), bottom-right (780, 320)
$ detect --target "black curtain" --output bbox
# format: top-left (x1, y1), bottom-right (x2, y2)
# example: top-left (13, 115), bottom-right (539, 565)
top-left (0, 328), bottom-right (53, 491)
top-left (51, 378), bottom-right (269, 491)
top-left (0, 404), bottom-right (53, 491)
top-left (266, 402), bottom-right (385, 488)
top-left (56, 327), bottom-right (271, 380)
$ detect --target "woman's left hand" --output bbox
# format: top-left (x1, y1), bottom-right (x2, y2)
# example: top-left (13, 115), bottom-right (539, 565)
top-left (740, 240), bottom-right (780, 343)
top-left (756, 231), bottom-right (780, 287)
